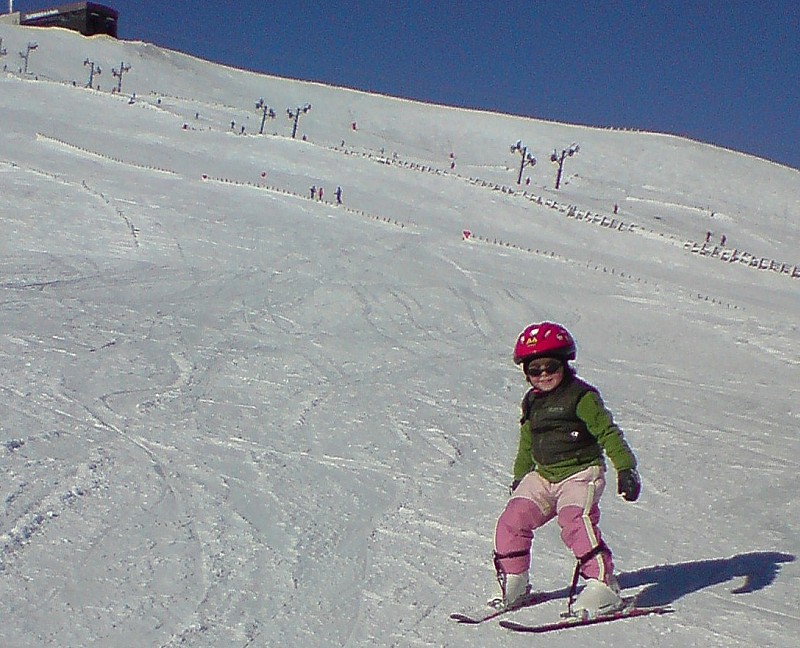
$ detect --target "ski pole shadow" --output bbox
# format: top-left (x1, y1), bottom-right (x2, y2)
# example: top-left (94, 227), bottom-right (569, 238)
top-left (617, 551), bottom-right (796, 607)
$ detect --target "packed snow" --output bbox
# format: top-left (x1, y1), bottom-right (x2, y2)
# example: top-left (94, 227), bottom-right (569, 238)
top-left (1, 23), bottom-right (798, 648)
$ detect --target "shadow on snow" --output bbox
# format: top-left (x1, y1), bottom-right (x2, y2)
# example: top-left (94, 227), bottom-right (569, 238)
top-left (534, 551), bottom-right (795, 608)
top-left (619, 551), bottom-right (796, 607)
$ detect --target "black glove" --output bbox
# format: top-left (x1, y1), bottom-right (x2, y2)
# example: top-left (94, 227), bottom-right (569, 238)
top-left (509, 479), bottom-right (521, 495)
top-left (617, 468), bottom-right (641, 502)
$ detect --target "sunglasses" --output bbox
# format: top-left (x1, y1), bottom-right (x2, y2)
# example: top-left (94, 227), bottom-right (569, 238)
top-left (525, 359), bottom-right (563, 377)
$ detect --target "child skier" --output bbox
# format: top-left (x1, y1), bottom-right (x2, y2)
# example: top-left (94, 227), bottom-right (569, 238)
top-left (492, 321), bottom-right (641, 618)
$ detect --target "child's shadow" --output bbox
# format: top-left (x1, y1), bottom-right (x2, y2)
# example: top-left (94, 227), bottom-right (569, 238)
top-left (617, 551), bottom-right (795, 607)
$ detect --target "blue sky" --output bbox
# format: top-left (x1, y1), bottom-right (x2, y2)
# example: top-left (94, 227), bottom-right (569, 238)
top-left (14, 1), bottom-right (800, 170)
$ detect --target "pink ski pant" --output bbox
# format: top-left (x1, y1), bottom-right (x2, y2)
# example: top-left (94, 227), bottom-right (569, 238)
top-left (494, 465), bottom-right (614, 582)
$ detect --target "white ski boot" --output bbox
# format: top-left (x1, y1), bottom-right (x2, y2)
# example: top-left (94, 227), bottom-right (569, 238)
top-left (451, 571), bottom-right (535, 623)
top-left (495, 571), bottom-right (531, 609)
top-left (571, 577), bottom-right (624, 619)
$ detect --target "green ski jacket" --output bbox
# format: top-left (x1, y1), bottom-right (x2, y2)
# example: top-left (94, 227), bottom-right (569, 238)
top-left (512, 375), bottom-right (637, 484)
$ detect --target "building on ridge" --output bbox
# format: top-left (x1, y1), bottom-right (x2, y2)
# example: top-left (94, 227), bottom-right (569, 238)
top-left (1, 3), bottom-right (118, 38)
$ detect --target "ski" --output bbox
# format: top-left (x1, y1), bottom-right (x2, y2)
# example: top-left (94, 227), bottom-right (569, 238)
top-left (499, 604), bottom-right (673, 633)
top-left (450, 591), bottom-right (552, 624)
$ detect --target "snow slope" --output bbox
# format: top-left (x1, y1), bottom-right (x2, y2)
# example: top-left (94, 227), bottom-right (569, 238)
top-left (1, 23), bottom-right (798, 648)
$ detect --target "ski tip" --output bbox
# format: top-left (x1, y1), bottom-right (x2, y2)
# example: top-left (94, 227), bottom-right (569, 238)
top-left (498, 620), bottom-right (533, 631)
top-left (449, 592), bottom-right (548, 624)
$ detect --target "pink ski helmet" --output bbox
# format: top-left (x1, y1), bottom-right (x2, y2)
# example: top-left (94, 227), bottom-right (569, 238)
top-left (513, 322), bottom-right (577, 365)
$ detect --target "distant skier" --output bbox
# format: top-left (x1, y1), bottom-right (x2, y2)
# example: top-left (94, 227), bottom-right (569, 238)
top-left (310, 185), bottom-right (316, 199)
top-left (335, 186), bottom-right (343, 204)
top-left (318, 186), bottom-right (324, 201)
top-left (491, 322), bottom-right (640, 618)
top-left (720, 234), bottom-right (726, 247)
